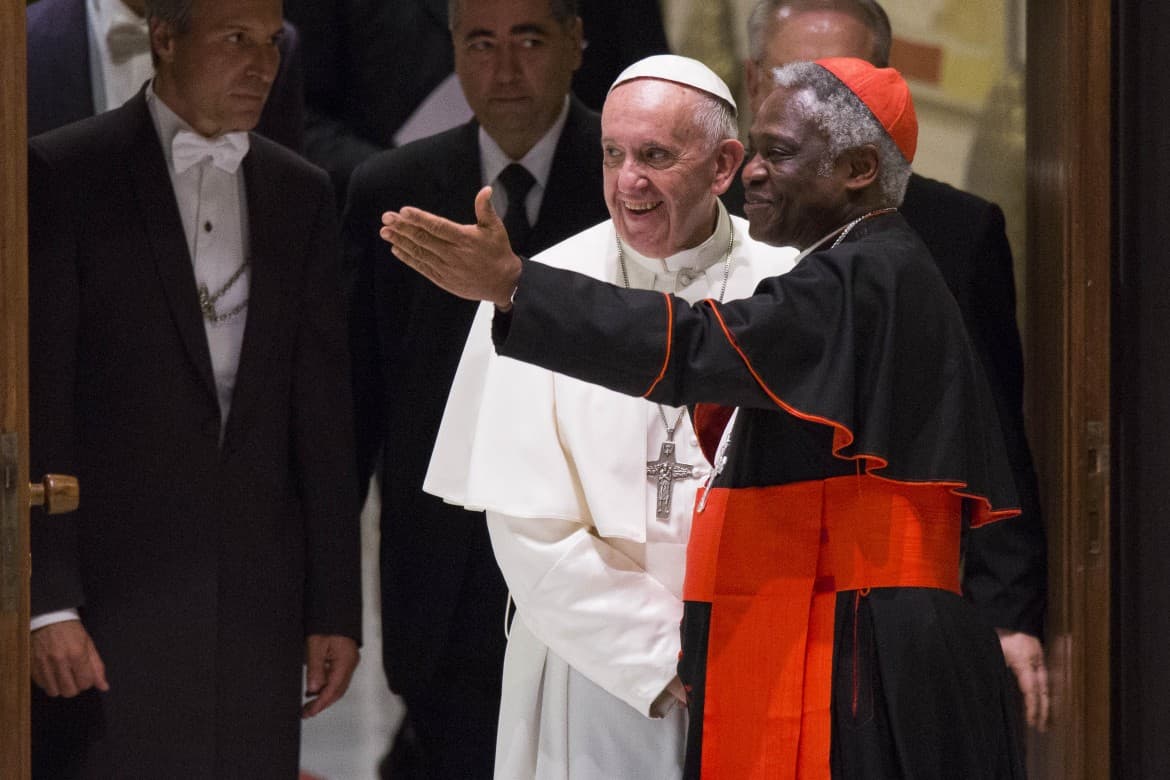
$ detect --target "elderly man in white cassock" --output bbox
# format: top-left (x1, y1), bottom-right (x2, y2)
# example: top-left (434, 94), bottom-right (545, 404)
top-left (424, 55), bottom-right (797, 779)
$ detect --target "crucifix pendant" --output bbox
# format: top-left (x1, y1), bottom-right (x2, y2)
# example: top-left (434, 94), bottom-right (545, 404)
top-left (647, 441), bottom-right (694, 519)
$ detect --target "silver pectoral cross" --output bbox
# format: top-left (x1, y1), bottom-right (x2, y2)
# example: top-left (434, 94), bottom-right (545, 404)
top-left (647, 441), bottom-right (694, 519)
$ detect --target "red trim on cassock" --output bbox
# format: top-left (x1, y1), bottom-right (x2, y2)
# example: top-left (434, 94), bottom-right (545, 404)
top-left (685, 477), bottom-right (963, 779)
top-left (642, 292), bottom-right (674, 398)
top-left (698, 299), bottom-right (1019, 527)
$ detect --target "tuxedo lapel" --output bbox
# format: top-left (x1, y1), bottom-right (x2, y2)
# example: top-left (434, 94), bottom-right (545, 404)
top-left (125, 96), bottom-right (219, 404)
top-left (222, 143), bottom-right (293, 447)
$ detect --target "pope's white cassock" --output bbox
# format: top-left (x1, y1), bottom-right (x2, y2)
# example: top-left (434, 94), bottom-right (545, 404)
top-left (425, 201), bottom-right (797, 779)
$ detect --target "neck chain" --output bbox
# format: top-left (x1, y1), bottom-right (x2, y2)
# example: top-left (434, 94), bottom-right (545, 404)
top-left (829, 207), bottom-right (898, 249)
top-left (197, 258), bottom-right (251, 324)
top-left (620, 211), bottom-right (735, 519)
top-left (191, 163), bottom-right (250, 325)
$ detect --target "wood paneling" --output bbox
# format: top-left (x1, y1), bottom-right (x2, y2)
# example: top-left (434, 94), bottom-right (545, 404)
top-left (0, 0), bottom-right (29, 777)
top-left (1024, 0), bottom-right (1112, 777)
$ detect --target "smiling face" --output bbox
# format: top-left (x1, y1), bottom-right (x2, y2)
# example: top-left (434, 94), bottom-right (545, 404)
top-left (601, 79), bottom-right (741, 258)
top-left (742, 84), bottom-right (856, 248)
top-left (150, 0), bottom-right (283, 137)
top-left (453, 0), bottom-right (582, 160)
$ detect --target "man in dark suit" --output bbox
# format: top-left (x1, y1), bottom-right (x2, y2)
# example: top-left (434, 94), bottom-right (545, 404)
top-left (27, 0), bottom-right (360, 776)
top-left (284, 0), bottom-right (668, 199)
top-left (725, 0), bottom-right (1050, 730)
top-left (344, 0), bottom-right (609, 775)
top-left (26, 0), bottom-right (305, 152)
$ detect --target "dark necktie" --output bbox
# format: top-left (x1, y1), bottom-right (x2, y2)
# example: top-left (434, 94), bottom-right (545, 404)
top-left (498, 163), bottom-right (536, 255)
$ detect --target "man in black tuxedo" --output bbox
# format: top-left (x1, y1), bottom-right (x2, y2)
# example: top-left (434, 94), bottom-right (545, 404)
top-left (26, 0), bottom-right (305, 152)
top-left (725, 0), bottom-right (1050, 731)
top-left (284, 0), bottom-right (668, 199)
top-left (344, 0), bottom-right (609, 775)
top-left (27, 0), bottom-right (360, 776)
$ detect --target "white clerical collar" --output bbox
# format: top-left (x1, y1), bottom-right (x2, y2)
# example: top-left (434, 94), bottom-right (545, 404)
top-left (478, 96), bottom-right (571, 191)
top-left (622, 199), bottom-right (732, 280)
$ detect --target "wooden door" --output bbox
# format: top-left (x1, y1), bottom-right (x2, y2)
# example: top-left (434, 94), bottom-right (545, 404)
top-left (0, 0), bottom-right (30, 777)
top-left (1024, 0), bottom-right (1112, 776)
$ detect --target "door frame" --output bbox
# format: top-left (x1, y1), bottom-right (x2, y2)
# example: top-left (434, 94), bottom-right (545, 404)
top-left (1, 0), bottom-right (31, 777)
top-left (1024, 0), bottom-right (1112, 777)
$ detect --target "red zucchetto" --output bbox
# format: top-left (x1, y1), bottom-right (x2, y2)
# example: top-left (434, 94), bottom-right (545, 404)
top-left (815, 56), bottom-right (919, 163)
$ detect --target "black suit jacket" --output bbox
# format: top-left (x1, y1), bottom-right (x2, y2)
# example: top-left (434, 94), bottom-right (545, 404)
top-left (723, 172), bottom-right (1046, 638)
top-left (284, 0), bottom-right (668, 198)
top-left (345, 97), bottom-right (609, 700)
top-left (28, 92), bottom-right (360, 777)
top-left (26, 0), bottom-right (306, 152)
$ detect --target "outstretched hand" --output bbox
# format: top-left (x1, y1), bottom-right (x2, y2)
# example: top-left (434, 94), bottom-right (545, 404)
top-left (380, 187), bottom-right (523, 309)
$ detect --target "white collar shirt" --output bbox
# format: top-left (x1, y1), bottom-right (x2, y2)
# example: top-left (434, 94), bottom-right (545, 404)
top-left (147, 83), bottom-right (251, 431)
top-left (478, 96), bottom-right (571, 229)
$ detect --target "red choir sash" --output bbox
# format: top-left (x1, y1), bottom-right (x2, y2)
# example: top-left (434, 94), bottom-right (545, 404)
top-left (684, 476), bottom-right (962, 779)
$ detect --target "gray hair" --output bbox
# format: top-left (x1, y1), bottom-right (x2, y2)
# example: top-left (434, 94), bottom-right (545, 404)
top-left (448, 0), bottom-right (579, 31)
top-left (693, 93), bottom-right (740, 146)
top-left (771, 61), bottom-right (910, 205)
top-left (747, 0), bottom-right (892, 68)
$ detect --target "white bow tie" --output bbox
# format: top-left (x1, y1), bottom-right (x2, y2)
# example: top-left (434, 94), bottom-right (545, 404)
top-left (171, 130), bottom-right (250, 175)
top-left (106, 19), bottom-right (150, 65)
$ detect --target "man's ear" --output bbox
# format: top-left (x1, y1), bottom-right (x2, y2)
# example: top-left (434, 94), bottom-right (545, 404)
top-left (841, 145), bottom-right (880, 191)
top-left (710, 138), bottom-right (746, 196)
top-left (150, 17), bottom-right (176, 65)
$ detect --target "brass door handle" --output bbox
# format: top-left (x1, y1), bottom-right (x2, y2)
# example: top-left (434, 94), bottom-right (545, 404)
top-left (29, 474), bottom-right (80, 514)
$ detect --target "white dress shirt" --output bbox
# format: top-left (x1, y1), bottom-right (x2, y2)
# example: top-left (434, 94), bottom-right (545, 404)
top-left (86, 0), bottom-right (154, 113)
top-left (479, 97), bottom-right (571, 227)
top-left (148, 84), bottom-right (251, 427)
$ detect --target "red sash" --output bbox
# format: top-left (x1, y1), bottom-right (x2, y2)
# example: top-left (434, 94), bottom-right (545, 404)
top-left (684, 476), bottom-right (962, 779)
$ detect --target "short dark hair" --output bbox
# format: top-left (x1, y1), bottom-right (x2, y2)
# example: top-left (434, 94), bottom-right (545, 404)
top-left (144, 0), bottom-right (195, 34)
top-left (747, 0), bottom-right (892, 68)
top-left (143, 0), bottom-right (195, 65)
top-left (448, 0), bottom-right (579, 31)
